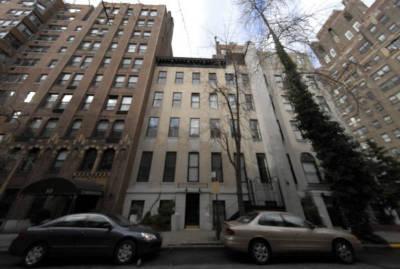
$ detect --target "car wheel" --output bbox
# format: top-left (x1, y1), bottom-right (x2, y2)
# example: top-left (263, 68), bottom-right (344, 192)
top-left (23, 243), bottom-right (47, 267)
top-left (249, 239), bottom-right (271, 265)
top-left (333, 240), bottom-right (355, 264)
top-left (114, 240), bottom-right (136, 265)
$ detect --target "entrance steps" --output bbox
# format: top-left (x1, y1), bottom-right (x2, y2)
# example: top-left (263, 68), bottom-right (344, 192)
top-left (161, 230), bottom-right (223, 248)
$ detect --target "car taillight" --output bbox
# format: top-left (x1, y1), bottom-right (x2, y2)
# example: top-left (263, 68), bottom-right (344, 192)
top-left (225, 228), bottom-right (235, 236)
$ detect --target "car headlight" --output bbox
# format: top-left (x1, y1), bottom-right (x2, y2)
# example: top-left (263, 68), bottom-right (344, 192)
top-left (141, 232), bottom-right (157, 241)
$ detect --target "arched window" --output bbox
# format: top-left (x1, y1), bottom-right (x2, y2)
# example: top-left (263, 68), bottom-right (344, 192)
top-left (98, 149), bottom-right (115, 171)
top-left (79, 148), bottom-right (97, 171)
top-left (301, 153), bottom-right (321, 183)
top-left (51, 149), bottom-right (68, 172)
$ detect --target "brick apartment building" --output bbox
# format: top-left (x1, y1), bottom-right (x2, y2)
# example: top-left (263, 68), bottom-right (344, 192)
top-left (312, 0), bottom-right (400, 157)
top-left (0, 0), bottom-right (173, 231)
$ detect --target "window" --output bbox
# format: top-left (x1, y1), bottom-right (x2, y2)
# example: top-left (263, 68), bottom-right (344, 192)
top-left (378, 34), bottom-right (386, 42)
top-left (93, 74), bottom-right (103, 86)
top-left (28, 118), bottom-right (42, 134)
top-left (51, 149), bottom-right (68, 172)
top-left (345, 30), bottom-right (353, 40)
top-left (172, 92), bottom-right (182, 107)
top-left (92, 42), bottom-right (101, 50)
top-left (211, 153), bottom-right (223, 182)
top-left (70, 56), bottom-right (82, 67)
top-left (93, 120), bottom-right (109, 138)
top-left (282, 214), bottom-right (308, 228)
top-left (242, 74), bottom-right (249, 85)
top-left (373, 65), bottom-right (391, 81)
top-left (37, 74), bottom-right (48, 82)
top-left (209, 93), bottom-right (218, 109)
top-left (128, 76), bottom-right (138, 88)
top-left (188, 152), bottom-right (199, 182)
top-left (189, 118), bottom-right (200, 137)
top-left (230, 119), bottom-right (238, 137)
top-left (57, 73), bottom-right (71, 85)
top-left (157, 71), bottom-right (167, 84)
top-left (133, 59), bottom-right (143, 70)
top-left (127, 43), bottom-right (137, 53)
top-left (81, 57), bottom-right (93, 68)
top-left (97, 149), bottom-right (115, 171)
top-left (291, 121), bottom-right (303, 140)
top-left (82, 95), bottom-right (93, 110)
top-left (168, 117), bottom-right (180, 137)
top-left (79, 148), bottom-right (97, 171)
top-left (208, 73), bottom-right (217, 85)
top-left (105, 96), bottom-right (118, 110)
top-left (129, 201), bottom-right (144, 223)
top-left (120, 58), bottom-right (132, 68)
top-left (120, 96), bottom-right (132, 112)
top-left (24, 91), bottom-right (35, 103)
top-left (359, 40), bottom-right (372, 54)
top-left (258, 213), bottom-right (285, 226)
top-left (67, 119), bottom-right (82, 138)
top-left (163, 152), bottom-right (176, 182)
top-left (192, 72), bottom-right (200, 84)
top-left (228, 94), bottom-right (236, 109)
top-left (140, 9), bottom-right (149, 16)
top-left (110, 120), bottom-right (124, 140)
top-left (69, 73), bottom-right (83, 88)
top-left (114, 75), bottom-right (125, 88)
top-left (210, 119), bottom-right (221, 138)
top-left (41, 119), bottom-right (58, 138)
top-left (102, 57), bottom-right (111, 67)
top-left (133, 31), bottom-right (141, 37)
top-left (152, 92), bottom-right (163, 107)
top-left (382, 133), bottom-right (392, 143)
top-left (137, 20), bottom-right (145, 26)
top-left (143, 31), bottom-right (151, 38)
top-left (67, 36), bottom-right (75, 42)
top-left (43, 93), bottom-right (58, 108)
top-left (20, 148), bottom-right (40, 172)
top-left (383, 115), bottom-right (393, 124)
top-left (147, 20), bottom-right (154, 27)
top-left (225, 73), bottom-right (235, 86)
top-left (175, 72), bottom-right (184, 84)
top-left (109, 42), bottom-right (118, 51)
top-left (256, 153), bottom-right (270, 183)
top-left (138, 44), bottom-right (147, 54)
top-left (191, 93), bottom-right (200, 108)
top-left (250, 120), bottom-right (261, 141)
top-left (137, 152), bottom-right (153, 182)
top-left (57, 94), bottom-right (72, 110)
top-left (245, 94), bottom-right (254, 110)
top-left (301, 153), bottom-right (321, 183)
top-left (146, 117), bottom-right (159, 137)
top-left (150, 10), bottom-right (158, 16)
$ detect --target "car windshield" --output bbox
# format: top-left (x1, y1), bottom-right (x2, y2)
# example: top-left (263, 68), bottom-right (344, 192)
top-left (236, 212), bottom-right (259, 224)
top-left (106, 214), bottom-right (131, 227)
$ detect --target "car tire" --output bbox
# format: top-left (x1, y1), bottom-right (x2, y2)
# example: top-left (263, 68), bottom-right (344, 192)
top-left (333, 239), bottom-right (355, 264)
top-left (114, 239), bottom-right (136, 265)
top-left (23, 242), bottom-right (47, 267)
top-left (249, 239), bottom-right (271, 265)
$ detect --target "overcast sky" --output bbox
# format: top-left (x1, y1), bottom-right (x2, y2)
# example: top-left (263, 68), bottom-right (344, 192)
top-left (68, 0), bottom-right (375, 58)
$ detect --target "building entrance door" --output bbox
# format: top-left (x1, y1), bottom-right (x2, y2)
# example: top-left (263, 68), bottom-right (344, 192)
top-left (185, 193), bottom-right (200, 227)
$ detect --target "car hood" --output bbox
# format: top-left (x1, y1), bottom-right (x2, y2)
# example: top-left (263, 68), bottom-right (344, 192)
top-left (126, 225), bottom-right (157, 234)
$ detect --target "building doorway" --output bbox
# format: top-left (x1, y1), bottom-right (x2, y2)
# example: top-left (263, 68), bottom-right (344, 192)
top-left (185, 193), bottom-right (199, 227)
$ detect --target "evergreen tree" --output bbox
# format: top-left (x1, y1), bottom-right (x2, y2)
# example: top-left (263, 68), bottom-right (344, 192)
top-left (239, 0), bottom-right (378, 236)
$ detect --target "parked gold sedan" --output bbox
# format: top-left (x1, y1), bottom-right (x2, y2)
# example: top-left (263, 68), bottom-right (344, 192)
top-left (223, 211), bottom-right (362, 264)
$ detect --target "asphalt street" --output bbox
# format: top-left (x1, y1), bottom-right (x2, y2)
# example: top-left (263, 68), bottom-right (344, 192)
top-left (0, 247), bottom-right (399, 269)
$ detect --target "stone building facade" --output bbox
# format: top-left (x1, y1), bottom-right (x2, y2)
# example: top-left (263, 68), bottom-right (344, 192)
top-left (0, 0), bottom-right (173, 231)
top-left (312, 0), bottom-right (400, 157)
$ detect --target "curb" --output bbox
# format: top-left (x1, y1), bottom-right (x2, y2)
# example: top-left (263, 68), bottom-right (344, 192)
top-left (363, 243), bottom-right (400, 249)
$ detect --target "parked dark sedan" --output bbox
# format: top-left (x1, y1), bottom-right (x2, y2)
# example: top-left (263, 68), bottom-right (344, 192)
top-left (9, 213), bottom-right (162, 267)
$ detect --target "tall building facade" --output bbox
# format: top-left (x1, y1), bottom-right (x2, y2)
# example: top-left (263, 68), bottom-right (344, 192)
top-left (312, 0), bottom-right (400, 157)
top-left (0, 0), bottom-right (173, 231)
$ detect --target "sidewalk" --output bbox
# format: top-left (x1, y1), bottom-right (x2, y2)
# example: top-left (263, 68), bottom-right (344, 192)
top-left (161, 230), bottom-right (222, 248)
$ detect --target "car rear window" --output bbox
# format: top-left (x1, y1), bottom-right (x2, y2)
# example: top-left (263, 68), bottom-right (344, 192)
top-left (237, 212), bottom-right (258, 224)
